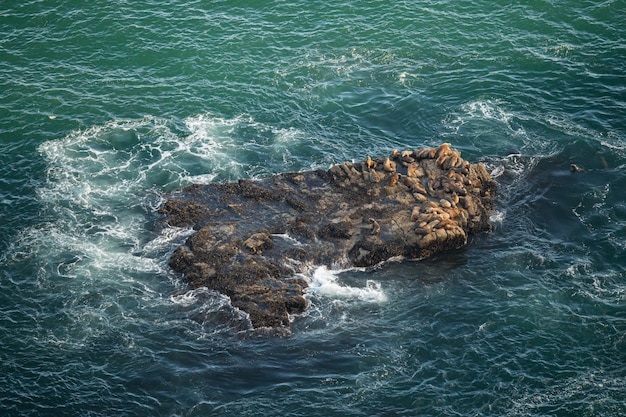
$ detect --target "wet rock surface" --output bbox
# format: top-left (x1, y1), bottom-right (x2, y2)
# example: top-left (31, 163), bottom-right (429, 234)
top-left (159, 144), bottom-right (497, 331)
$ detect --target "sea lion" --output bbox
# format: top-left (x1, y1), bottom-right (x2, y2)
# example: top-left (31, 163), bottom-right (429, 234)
top-left (366, 155), bottom-right (376, 170)
top-left (369, 218), bottom-right (381, 236)
top-left (414, 147), bottom-right (436, 159)
top-left (414, 226), bottom-right (431, 235)
top-left (383, 157), bottom-right (396, 173)
top-left (448, 171), bottom-right (465, 183)
top-left (417, 212), bottom-right (434, 224)
top-left (435, 218), bottom-right (454, 228)
top-left (447, 207), bottom-right (461, 219)
top-left (407, 164), bottom-right (417, 177)
top-left (436, 211), bottom-right (451, 221)
top-left (411, 206), bottom-right (421, 221)
top-left (413, 192), bottom-right (428, 202)
top-left (436, 154), bottom-right (449, 169)
top-left (571, 164), bottom-right (584, 172)
top-left (428, 178), bottom-right (441, 195)
top-left (429, 206), bottom-right (447, 215)
top-left (423, 200), bottom-right (439, 210)
top-left (452, 154), bottom-right (464, 168)
top-left (411, 180), bottom-right (427, 195)
top-left (444, 182), bottom-right (467, 196)
top-left (436, 143), bottom-right (452, 158)
top-left (437, 149), bottom-right (461, 170)
top-left (389, 173), bottom-right (400, 187)
top-left (439, 219), bottom-right (457, 230)
top-left (442, 154), bottom-right (461, 170)
top-left (426, 219), bottom-right (441, 230)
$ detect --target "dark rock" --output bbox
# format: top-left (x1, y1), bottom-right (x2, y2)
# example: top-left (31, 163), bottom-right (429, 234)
top-left (243, 230), bottom-right (274, 254)
top-left (159, 144), bottom-right (496, 332)
top-left (159, 199), bottom-right (211, 228)
top-left (319, 221), bottom-right (352, 239)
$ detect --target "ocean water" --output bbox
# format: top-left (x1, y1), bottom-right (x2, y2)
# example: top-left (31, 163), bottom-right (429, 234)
top-left (1, 0), bottom-right (625, 415)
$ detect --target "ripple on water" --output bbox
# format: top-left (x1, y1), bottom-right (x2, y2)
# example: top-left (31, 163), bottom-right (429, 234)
top-left (1, 0), bottom-right (625, 414)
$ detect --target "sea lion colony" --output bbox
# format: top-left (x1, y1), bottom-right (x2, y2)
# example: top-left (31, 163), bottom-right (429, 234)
top-left (359, 143), bottom-right (479, 247)
top-left (159, 144), bottom-right (496, 331)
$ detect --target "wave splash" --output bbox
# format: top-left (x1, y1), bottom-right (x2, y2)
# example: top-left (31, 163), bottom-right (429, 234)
top-left (306, 266), bottom-right (387, 303)
top-left (17, 114), bottom-right (393, 337)
top-left (13, 114), bottom-right (304, 339)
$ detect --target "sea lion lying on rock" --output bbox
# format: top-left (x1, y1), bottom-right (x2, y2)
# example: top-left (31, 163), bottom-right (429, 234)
top-left (159, 144), bottom-right (496, 332)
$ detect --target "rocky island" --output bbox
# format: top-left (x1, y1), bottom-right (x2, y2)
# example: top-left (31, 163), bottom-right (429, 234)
top-left (159, 144), bottom-right (497, 331)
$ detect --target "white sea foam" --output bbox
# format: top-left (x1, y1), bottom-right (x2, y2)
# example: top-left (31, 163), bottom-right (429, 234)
top-left (489, 210), bottom-right (506, 227)
top-left (170, 287), bottom-right (230, 308)
top-left (141, 226), bottom-right (195, 258)
top-left (181, 113), bottom-right (247, 180)
top-left (272, 126), bottom-right (305, 144)
top-left (509, 369), bottom-right (625, 417)
top-left (272, 233), bottom-right (305, 246)
top-left (600, 139), bottom-right (626, 151)
top-left (305, 266), bottom-right (387, 303)
top-left (443, 99), bottom-right (528, 138)
top-left (470, 100), bottom-right (527, 134)
top-left (32, 114), bottom-right (381, 333)
top-left (182, 113), bottom-right (311, 178)
top-left (33, 115), bottom-right (267, 330)
top-left (545, 113), bottom-right (598, 139)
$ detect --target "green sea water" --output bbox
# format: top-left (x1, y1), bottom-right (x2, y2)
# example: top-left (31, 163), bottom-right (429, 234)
top-left (1, 1), bottom-right (625, 416)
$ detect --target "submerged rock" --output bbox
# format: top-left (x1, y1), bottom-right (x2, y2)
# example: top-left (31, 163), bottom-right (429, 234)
top-left (159, 144), bottom-right (496, 331)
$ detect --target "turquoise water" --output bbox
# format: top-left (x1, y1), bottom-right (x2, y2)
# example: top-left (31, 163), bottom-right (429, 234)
top-left (1, 1), bottom-right (625, 415)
